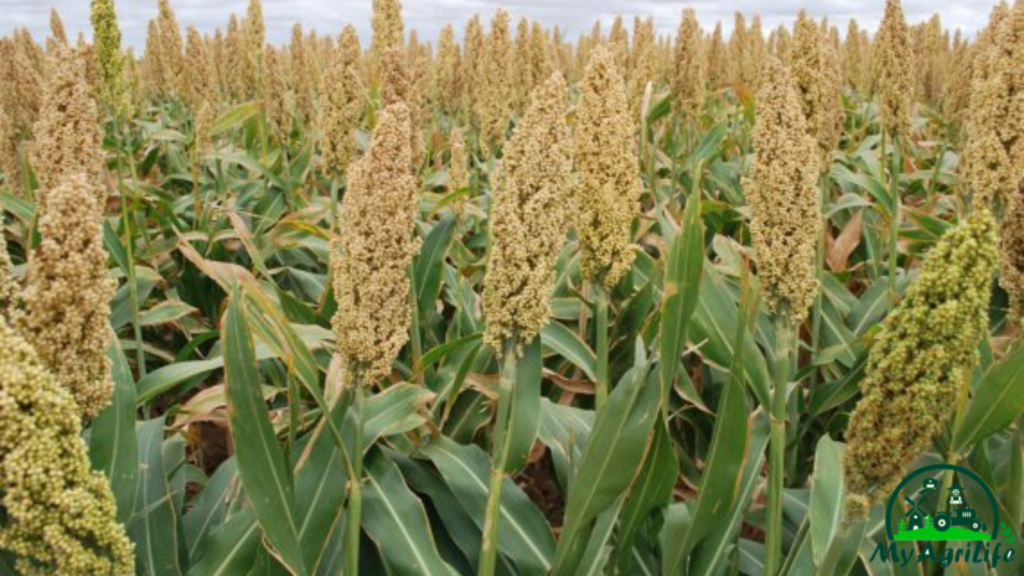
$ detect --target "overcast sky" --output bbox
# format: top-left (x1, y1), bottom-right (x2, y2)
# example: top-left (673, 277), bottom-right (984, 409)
top-left (0, 0), bottom-right (1004, 47)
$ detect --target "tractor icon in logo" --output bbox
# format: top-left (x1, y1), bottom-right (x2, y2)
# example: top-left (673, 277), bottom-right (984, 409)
top-left (935, 483), bottom-right (984, 533)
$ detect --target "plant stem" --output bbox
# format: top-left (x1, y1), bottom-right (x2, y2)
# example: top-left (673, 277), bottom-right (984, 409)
top-left (808, 174), bottom-right (829, 406)
top-left (478, 340), bottom-right (517, 576)
top-left (345, 374), bottom-right (365, 576)
top-left (887, 136), bottom-right (901, 305)
top-left (409, 262), bottom-right (424, 385)
top-left (1010, 421), bottom-right (1023, 531)
top-left (766, 314), bottom-right (794, 576)
top-left (112, 117), bottom-right (147, 377)
top-left (594, 282), bottom-right (610, 410)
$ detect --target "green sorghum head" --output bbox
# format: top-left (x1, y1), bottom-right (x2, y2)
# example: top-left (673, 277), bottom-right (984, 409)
top-left (842, 209), bottom-right (999, 514)
top-left (0, 319), bottom-right (133, 575)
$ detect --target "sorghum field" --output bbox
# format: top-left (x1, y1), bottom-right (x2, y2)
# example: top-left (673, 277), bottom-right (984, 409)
top-left (0, 0), bottom-right (1022, 574)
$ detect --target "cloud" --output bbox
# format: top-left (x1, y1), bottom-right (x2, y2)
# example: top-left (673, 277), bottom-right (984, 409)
top-left (0, 0), bottom-right (1002, 49)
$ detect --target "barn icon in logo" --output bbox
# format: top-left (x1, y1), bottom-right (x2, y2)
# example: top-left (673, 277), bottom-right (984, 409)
top-left (887, 464), bottom-right (996, 542)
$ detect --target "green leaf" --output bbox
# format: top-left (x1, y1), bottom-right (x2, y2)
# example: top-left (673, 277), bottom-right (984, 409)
top-left (690, 266), bottom-right (770, 405)
top-left (183, 459), bottom-right (239, 563)
top-left (541, 322), bottom-right (598, 382)
top-left (186, 509), bottom-right (261, 576)
top-left (141, 300), bottom-right (198, 327)
top-left (809, 436), bottom-right (844, 572)
top-left (421, 437), bottom-right (556, 576)
top-left (222, 293), bottom-right (308, 576)
top-left (549, 364), bottom-right (660, 576)
top-left (129, 417), bottom-right (186, 576)
top-left (614, 423), bottom-right (677, 573)
top-left (689, 413), bottom-right (770, 576)
top-left (362, 451), bottom-right (460, 576)
top-left (506, 337), bottom-right (543, 471)
top-left (670, 280), bottom-right (752, 572)
top-left (660, 192), bottom-right (705, 411)
top-left (953, 344), bottom-right (1024, 453)
top-left (414, 215), bottom-right (457, 317)
top-left (88, 339), bottom-right (138, 525)
top-left (211, 101), bottom-right (262, 136)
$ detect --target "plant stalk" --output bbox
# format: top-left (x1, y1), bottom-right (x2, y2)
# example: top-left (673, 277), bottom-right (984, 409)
top-left (766, 314), bottom-right (794, 576)
top-left (345, 373), bottom-right (365, 576)
top-left (112, 116), bottom-right (147, 377)
top-left (887, 136), bottom-right (901, 305)
top-left (478, 340), bottom-right (517, 576)
top-left (594, 282), bottom-right (610, 410)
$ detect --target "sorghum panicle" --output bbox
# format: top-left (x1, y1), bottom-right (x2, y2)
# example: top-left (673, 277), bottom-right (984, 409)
top-left (331, 103), bottom-right (419, 381)
top-left (745, 56), bottom-right (821, 323)
top-left (31, 44), bottom-right (102, 210)
top-left (790, 10), bottom-right (843, 168)
top-left (673, 9), bottom-right (705, 117)
top-left (18, 173), bottom-right (116, 420)
top-left (319, 25), bottom-right (363, 177)
top-left (482, 73), bottom-right (571, 353)
top-left (0, 319), bottom-right (133, 576)
top-left (574, 45), bottom-right (640, 290)
top-left (90, 0), bottom-right (129, 120)
top-left (843, 210), bottom-right (999, 511)
top-left (872, 0), bottom-right (915, 137)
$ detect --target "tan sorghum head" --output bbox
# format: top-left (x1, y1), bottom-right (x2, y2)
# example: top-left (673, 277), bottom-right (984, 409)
top-left (0, 319), bottom-right (133, 576)
top-left (627, 17), bottom-right (655, 115)
top-left (575, 45), bottom-right (640, 290)
top-left (476, 10), bottom-right (514, 151)
top-left (319, 25), bottom-right (363, 178)
top-left (512, 18), bottom-right (534, 114)
top-left (184, 24), bottom-right (215, 109)
top-left (673, 9), bottom-right (706, 118)
top-left (0, 109), bottom-right (23, 196)
top-left (745, 56), bottom-right (821, 323)
top-left (448, 128), bottom-right (469, 216)
top-left (31, 45), bottom-right (102, 211)
top-left (843, 19), bottom-right (870, 92)
top-left (872, 0), bottom-right (915, 137)
top-left (843, 210), bottom-right (998, 512)
top-left (371, 0), bottom-right (405, 84)
top-left (243, 0), bottom-right (265, 96)
top-left (381, 45), bottom-right (424, 167)
top-left (706, 22), bottom-right (730, 87)
top-left (331, 103), bottom-right (419, 382)
top-left (434, 24), bottom-right (461, 115)
top-left (0, 38), bottom-right (43, 138)
top-left (461, 15), bottom-right (485, 117)
top-left (482, 72), bottom-right (571, 353)
top-left (790, 10), bottom-right (843, 169)
top-left (50, 8), bottom-right (68, 48)
top-left (156, 0), bottom-right (184, 96)
top-left (290, 23), bottom-right (316, 120)
top-left (263, 46), bottom-right (294, 141)
top-left (18, 172), bottom-right (115, 420)
top-left (942, 31), bottom-right (973, 123)
top-left (194, 100), bottom-right (215, 159)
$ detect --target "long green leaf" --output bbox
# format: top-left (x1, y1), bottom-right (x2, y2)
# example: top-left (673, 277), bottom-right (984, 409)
top-left (222, 293), bottom-right (307, 576)
top-left (549, 364), bottom-right (660, 576)
top-left (952, 344), bottom-right (1024, 453)
top-left (506, 337), bottom-right (543, 471)
top-left (660, 188), bottom-right (704, 409)
top-left (130, 417), bottom-right (186, 576)
top-left (362, 451), bottom-right (459, 576)
top-left (421, 436), bottom-right (556, 576)
top-left (89, 338), bottom-right (138, 525)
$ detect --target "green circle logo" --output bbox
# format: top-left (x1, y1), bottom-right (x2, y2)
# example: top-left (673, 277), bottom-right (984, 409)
top-left (884, 464), bottom-right (999, 542)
